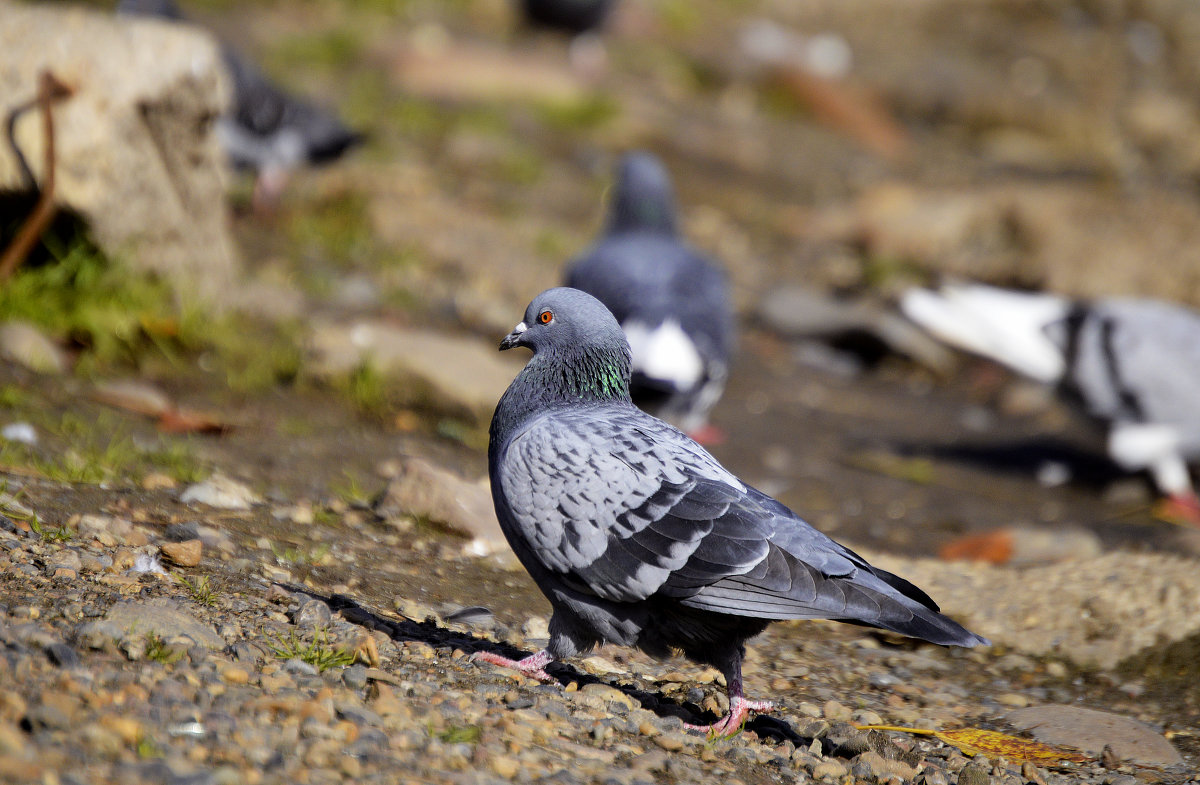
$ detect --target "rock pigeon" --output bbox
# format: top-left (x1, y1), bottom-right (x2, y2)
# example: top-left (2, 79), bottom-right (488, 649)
top-left (901, 282), bottom-right (1200, 524)
top-left (118, 0), bottom-right (363, 208)
top-left (565, 152), bottom-right (734, 443)
top-left (478, 287), bottom-right (988, 735)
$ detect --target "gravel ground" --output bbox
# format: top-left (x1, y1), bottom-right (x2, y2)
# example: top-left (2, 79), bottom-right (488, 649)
top-left (0, 482), bottom-right (1194, 785)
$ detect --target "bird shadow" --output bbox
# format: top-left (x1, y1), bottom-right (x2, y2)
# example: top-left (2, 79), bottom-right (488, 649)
top-left (276, 583), bottom-right (812, 746)
top-left (898, 436), bottom-right (1127, 491)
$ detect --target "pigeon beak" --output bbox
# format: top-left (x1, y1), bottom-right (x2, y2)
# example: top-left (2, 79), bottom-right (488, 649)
top-left (499, 321), bottom-right (528, 351)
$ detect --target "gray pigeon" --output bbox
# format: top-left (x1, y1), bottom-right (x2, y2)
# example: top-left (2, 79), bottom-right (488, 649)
top-left (480, 287), bottom-right (987, 735)
top-left (118, 0), bottom-right (363, 207)
top-left (902, 282), bottom-right (1200, 524)
top-left (565, 152), bottom-right (734, 443)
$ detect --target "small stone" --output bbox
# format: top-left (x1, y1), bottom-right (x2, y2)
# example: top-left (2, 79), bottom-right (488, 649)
top-left (45, 643), bottom-right (79, 668)
top-left (343, 664), bottom-right (369, 690)
top-left (579, 683), bottom-right (637, 710)
top-left (653, 732), bottom-right (687, 752)
top-left (853, 751), bottom-right (918, 782)
top-left (141, 472), bottom-right (178, 491)
top-left (0, 321), bottom-right (68, 374)
top-left (294, 599), bottom-right (333, 629)
top-left (1, 423), bottom-right (37, 446)
top-left (78, 515), bottom-right (134, 547)
top-left (180, 473), bottom-right (262, 510)
top-left (521, 615), bottom-right (549, 640)
top-left (957, 764), bottom-right (990, 785)
top-left (823, 699), bottom-right (852, 721)
top-left (160, 539), bottom-right (203, 567)
top-left (491, 756), bottom-right (520, 778)
top-left (854, 709), bottom-right (884, 726)
top-left (638, 721), bottom-right (660, 737)
top-left (917, 770), bottom-right (949, 785)
top-left (811, 759), bottom-right (848, 780)
top-left (219, 665), bottom-right (250, 685)
top-left (79, 554), bottom-right (108, 573)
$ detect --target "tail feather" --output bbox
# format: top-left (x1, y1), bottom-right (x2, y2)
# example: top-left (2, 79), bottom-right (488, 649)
top-left (901, 284), bottom-right (1069, 383)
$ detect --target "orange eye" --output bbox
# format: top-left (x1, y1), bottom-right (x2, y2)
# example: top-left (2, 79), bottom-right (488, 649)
top-left (538, 310), bottom-right (553, 324)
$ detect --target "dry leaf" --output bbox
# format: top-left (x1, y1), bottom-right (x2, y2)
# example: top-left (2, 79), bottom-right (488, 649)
top-left (939, 529), bottom-right (1016, 564)
top-left (856, 725), bottom-right (1092, 766)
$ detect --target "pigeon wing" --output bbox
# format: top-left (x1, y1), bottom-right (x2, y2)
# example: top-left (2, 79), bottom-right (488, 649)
top-left (1076, 300), bottom-right (1200, 438)
top-left (500, 408), bottom-right (983, 645)
top-left (500, 410), bottom-right (874, 609)
top-left (500, 408), bottom-right (758, 602)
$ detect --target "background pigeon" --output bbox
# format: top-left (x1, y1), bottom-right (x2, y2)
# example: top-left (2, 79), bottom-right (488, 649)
top-left (480, 287), bottom-right (987, 735)
top-left (118, 0), bottom-right (363, 209)
top-left (565, 152), bottom-right (734, 443)
top-left (901, 282), bottom-right (1200, 524)
top-left (518, 0), bottom-right (616, 76)
top-left (520, 0), bottom-right (616, 35)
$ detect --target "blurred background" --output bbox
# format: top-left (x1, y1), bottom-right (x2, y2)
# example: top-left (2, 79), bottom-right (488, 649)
top-left (3, 0), bottom-right (1200, 559)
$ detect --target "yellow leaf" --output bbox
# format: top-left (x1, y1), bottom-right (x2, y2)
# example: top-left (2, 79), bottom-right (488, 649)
top-left (856, 725), bottom-right (1092, 766)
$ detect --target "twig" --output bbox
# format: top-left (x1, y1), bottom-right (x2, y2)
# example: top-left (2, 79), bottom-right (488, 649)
top-left (0, 70), bottom-right (75, 282)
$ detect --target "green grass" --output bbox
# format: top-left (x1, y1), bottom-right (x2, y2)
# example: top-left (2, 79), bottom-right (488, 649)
top-left (436, 724), bottom-right (482, 744)
top-left (270, 540), bottom-right (331, 567)
top-left (269, 628), bottom-right (357, 672)
top-left (0, 411), bottom-right (206, 487)
top-left (144, 633), bottom-right (186, 665)
top-left (332, 471), bottom-right (375, 508)
top-left (28, 514), bottom-right (72, 543)
top-left (176, 574), bottom-right (219, 607)
top-left (0, 237), bottom-right (182, 371)
top-left (335, 362), bottom-right (391, 420)
top-left (536, 95), bottom-right (620, 132)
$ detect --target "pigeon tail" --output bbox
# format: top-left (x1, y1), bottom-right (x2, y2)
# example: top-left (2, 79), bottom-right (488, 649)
top-left (901, 283), bottom-right (1069, 383)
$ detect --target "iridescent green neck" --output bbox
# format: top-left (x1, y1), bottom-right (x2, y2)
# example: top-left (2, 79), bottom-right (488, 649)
top-left (489, 341), bottom-right (632, 448)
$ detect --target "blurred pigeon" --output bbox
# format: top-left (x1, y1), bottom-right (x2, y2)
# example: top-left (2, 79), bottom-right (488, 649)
top-left (478, 287), bottom-right (987, 735)
top-left (118, 0), bottom-right (363, 208)
top-left (901, 282), bottom-right (1200, 524)
top-left (520, 0), bottom-right (615, 35)
top-left (565, 152), bottom-right (734, 443)
top-left (518, 0), bottom-right (617, 77)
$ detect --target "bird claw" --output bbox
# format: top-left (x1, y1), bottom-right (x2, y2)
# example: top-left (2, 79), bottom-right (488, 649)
top-left (684, 696), bottom-right (775, 738)
top-left (469, 650), bottom-right (555, 683)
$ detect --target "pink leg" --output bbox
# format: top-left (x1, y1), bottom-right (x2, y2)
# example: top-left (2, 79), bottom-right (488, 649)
top-left (684, 660), bottom-right (775, 737)
top-left (688, 423), bottom-right (726, 446)
top-left (470, 648), bottom-right (555, 683)
top-left (1154, 492), bottom-right (1200, 527)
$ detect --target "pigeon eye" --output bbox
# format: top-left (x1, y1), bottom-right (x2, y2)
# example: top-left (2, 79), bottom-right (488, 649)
top-left (538, 310), bottom-right (553, 324)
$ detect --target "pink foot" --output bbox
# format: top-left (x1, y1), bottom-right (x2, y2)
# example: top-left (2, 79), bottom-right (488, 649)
top-left (470, 649), bottom-right (555, 683)
top-left (688, 423), bottom-right (726, 446)
top-left (685, 696), bottom-right (775, 737)
top-left (1153, 493), bottom-right (1200, 527)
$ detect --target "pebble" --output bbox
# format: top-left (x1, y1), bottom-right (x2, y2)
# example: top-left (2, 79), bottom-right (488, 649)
top-left (180, 474), bottom-right (262, 510)
top-left (294, 600), bottom-right (333, 629)
top-left (161, 539), bottom-right (203, 567)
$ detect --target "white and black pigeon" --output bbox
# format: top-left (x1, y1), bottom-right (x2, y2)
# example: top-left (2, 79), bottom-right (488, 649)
top-left (565, 152), bottom-right (734, 444)
top-left (118, 0), bottom-right (363, 208)
top-left (901, 282), bottom-right (1200, 525)
top-left (479, 287), bottom-right (987, 736)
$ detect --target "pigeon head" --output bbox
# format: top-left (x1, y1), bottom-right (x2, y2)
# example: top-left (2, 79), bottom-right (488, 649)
top-left (605, 152), bottom-right (678, 236)
top-left (497, 287), bottom-right (633, 409)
